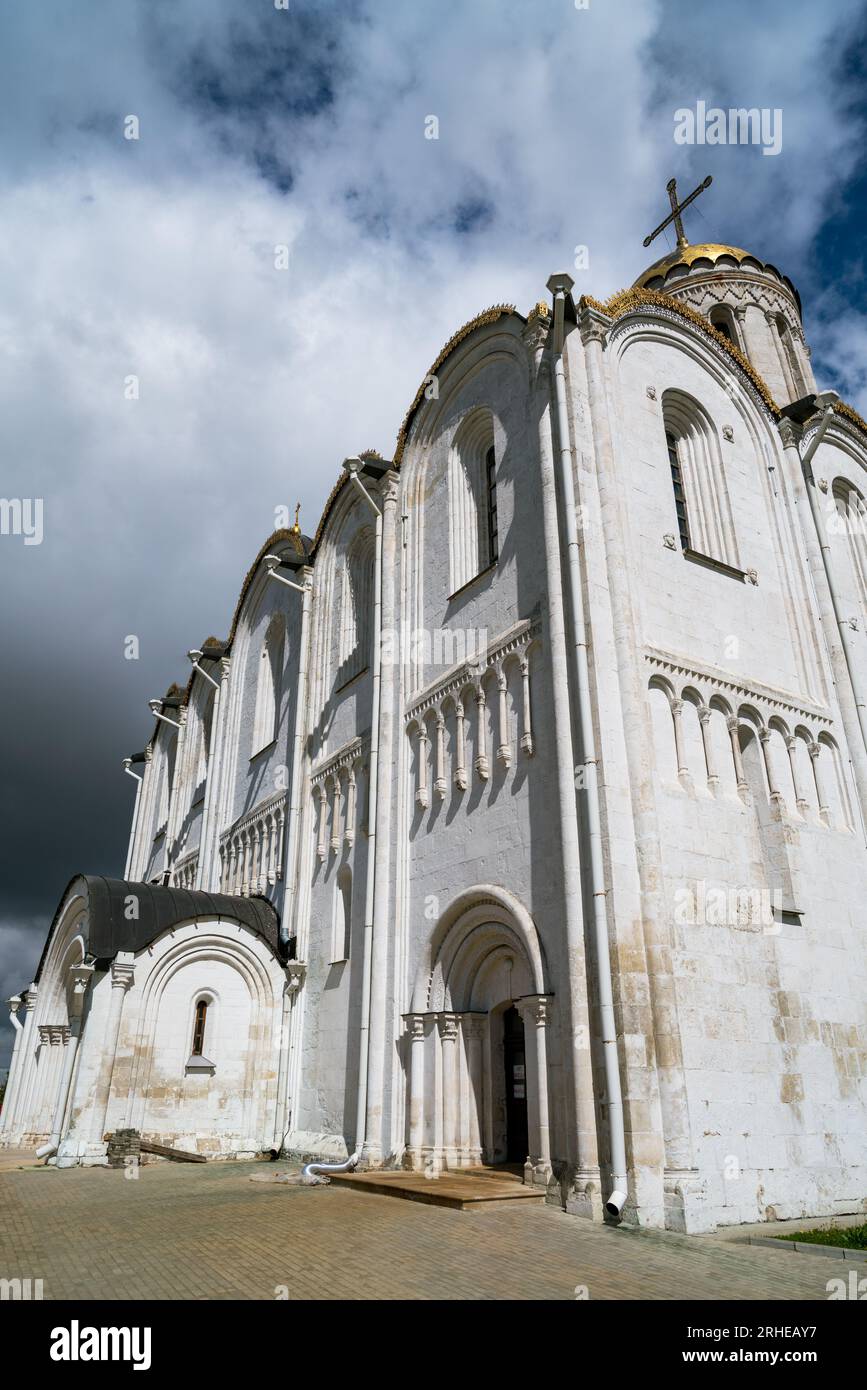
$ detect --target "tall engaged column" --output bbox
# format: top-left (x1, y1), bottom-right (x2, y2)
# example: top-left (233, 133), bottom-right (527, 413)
top-left (464, 1016), bottom-right (485, 1166)
top-left (517, 995), bottom-right (552, 1184)
top-left (405, 1014), bottom-right (426, 1168)
top-left (365, 471), bottom-right (400, 1161)
top-left (437, 1014), bottom-right (460, 1168)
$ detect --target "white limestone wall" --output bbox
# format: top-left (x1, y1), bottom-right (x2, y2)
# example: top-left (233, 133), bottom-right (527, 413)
top-left (96, 921), bottom-right (287, 1158)
top-left (292, 790), bottom-right (369, 1150)
top-left (603, 318), bottom-right (867, 1228)
top-left (611, 330), bottom-right (824, 702)
top-left (393, 339), bottom-right (570, 1167)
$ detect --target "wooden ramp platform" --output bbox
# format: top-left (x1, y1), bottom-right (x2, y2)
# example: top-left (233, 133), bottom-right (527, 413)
top-left (328, 1164), bottom-right (546, 1210)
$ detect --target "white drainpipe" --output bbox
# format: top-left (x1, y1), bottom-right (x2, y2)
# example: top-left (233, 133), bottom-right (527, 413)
top-left (302, 459), bottom-right (381, 1182)
top-left (548, 274), bottom-right (628, 1218)
top-left (122, 759), bottom-right (143, 880)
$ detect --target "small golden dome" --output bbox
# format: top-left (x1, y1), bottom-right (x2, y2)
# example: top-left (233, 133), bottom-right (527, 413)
top-left (633, 242), bottom-right (760, 290)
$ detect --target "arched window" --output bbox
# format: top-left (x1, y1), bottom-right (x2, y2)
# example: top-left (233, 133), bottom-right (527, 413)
top-left (662, 391), bottom-right (740, 571)
top-left (192, 999), bottom-right (208, 1056)
top-left (252, 614), bottom-right (285, 754)
top-left (339, 530), bottom-right (375, 683)
top-left (709, 305), bottom-right (739, 348)
top-left (331, 866), bottom-right (352, 963)
top-left (831, 480), bottom-right (867, 612)
top-left (448, 410), bottom-right (497, 594)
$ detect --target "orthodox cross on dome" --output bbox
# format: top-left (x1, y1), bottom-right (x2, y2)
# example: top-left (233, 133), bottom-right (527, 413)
top-left (291, 502), bottom-right (301, 534)
top-left (643, 175), bottom-right (713, 250)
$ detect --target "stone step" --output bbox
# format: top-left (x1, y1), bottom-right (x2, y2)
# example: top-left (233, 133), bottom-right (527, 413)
top-left (328, 1167), bottom-right (545, 1209)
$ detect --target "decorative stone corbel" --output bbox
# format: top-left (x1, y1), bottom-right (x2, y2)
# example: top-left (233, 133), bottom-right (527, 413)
top-left (286, 960), bottom-right (306, 995)
top-left (67, 962), bottom-right (95, 1019)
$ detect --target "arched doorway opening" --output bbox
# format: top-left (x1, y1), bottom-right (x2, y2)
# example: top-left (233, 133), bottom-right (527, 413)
top-left (502, 1004), bottom-right (528, 1164)
top-left (405, 886), bottom-right (552, 1185)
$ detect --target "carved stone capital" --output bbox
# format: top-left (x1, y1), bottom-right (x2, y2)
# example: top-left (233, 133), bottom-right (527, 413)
top-left (381, 470), bottom-right (400, 506)
top-left (577, 304), bottom-right (609, 347)
top-left (522, 314), bottom-right (550, 352)
top-left (436, 1012), bottom-right (460, 1042)
top-left (516, 994), bottom-right (551, 1027)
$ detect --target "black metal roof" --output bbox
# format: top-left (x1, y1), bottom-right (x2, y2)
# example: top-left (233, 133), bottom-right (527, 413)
top-left (34, 874), bottom-right (284, 981)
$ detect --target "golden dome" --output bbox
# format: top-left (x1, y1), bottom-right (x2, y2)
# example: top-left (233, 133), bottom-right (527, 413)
top-left (633, 242), bottom-right (760, 289)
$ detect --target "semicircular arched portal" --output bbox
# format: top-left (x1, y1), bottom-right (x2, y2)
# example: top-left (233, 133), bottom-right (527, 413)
top-left (404, 889), bottom-right (552, 1186)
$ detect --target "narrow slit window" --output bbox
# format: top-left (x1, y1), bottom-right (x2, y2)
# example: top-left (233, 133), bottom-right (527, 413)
top-left (666, 430), bottom-right (690, 550)
top-left (485, 445), bottom-right (498, 564)
top-left (192, 999), bottom-right (208, 1056)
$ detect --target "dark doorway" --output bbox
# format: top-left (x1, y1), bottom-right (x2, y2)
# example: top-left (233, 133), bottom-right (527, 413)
top-left (502, 1005), bottom-right (529, 1163)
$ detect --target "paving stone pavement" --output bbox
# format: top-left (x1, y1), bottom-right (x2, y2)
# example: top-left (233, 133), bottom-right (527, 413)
top-left (0, 1160), bottom-right (839, 1301)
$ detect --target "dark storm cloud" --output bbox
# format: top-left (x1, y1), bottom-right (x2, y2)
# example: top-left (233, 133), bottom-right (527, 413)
top-left (2, 0), bottom-right (867, 1071)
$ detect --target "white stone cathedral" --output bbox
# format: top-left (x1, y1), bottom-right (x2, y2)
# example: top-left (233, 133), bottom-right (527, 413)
top-left (3, 221), bottom-right (867, 1234)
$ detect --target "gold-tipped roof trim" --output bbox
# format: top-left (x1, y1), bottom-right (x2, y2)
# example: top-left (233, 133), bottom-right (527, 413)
top-left (582, 287), bottom-right (780, 413)
top-left (393, 303), bottom-right (518, 464)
